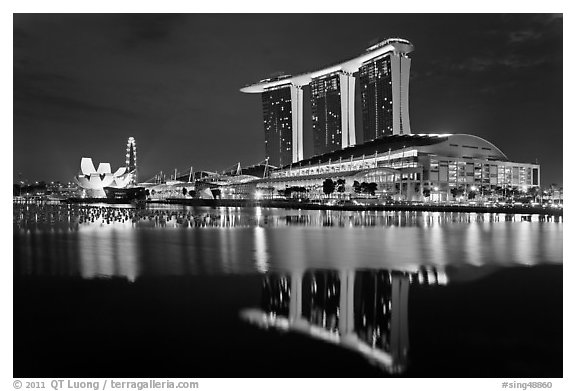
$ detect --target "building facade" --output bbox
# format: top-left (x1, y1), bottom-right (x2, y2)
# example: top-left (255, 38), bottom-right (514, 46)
top-left (358, 49), bottom-right (411, 140)
top-left (311, 73), bottom-right (342, 155)
top-left (241, 38), bottom-right (414, 165)
top-left (238, 39), bottom-right (540, 203)
top-left (262, 86), bottom-right (293, 167)
top-left (359, 55), bottom-right (394, 140)
top-left (239, 134), bottom-right (540, 202)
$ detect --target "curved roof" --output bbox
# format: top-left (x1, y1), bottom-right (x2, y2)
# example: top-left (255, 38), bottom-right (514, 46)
top-left (80, 157), bottom-right (97, 175)
top-left (75, 157), bottom-right (133, 190)
top-left (241, 38), bottom-right (414, 93)
top-left (418, 134), bottom-right (508, 160)
top-left (276, 133), bottom-right (509, 170)
top-left (96, 163), bottom-right (111, 174)
top-left (283, 134), bottom-right (450, 169)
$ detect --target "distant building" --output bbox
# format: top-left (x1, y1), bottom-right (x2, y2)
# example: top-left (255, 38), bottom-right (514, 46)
top-left (73, 157), bottom-right (134, 198)
top-left (73, 136), bottom-right (138, 197)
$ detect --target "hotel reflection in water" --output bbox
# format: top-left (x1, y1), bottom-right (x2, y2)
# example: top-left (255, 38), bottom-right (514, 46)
top-left (241, 266), bottom-right (447, 374)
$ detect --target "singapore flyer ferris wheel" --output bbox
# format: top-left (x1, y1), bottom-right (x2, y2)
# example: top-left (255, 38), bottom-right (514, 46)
top-left (125, 137), bottom-right (137, 184)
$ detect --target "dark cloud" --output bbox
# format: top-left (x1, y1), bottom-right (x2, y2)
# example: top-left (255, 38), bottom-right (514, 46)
top-left (446, 53), bottom-right (550, 73)
top-left (508, 30), bottom-right (543, 43)
top-left (422, 14), bottom-right (561, 75)
top-left (122, 14), bottom-right (185, 48)
top-left (14, 91), bottom-right (140, 122)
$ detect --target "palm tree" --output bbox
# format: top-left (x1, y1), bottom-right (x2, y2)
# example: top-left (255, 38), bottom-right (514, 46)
top-left (323, 179), bottom-right (335, 197)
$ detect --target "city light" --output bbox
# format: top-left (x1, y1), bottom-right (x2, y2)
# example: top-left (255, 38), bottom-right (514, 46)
top-left (254, 190), bottom-right (263, 200)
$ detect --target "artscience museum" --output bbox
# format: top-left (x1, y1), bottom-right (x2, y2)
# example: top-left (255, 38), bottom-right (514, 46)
top-left (73, 157), bottom-right (136, 198)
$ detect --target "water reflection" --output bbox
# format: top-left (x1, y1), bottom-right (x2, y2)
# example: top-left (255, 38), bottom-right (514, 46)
top-left (13, 204), bottom-right (563, 280)
top-left (241, 267), bottom-right (447, 374)
top-left (13, 204), bottom-right (564, 233)
top-left (13, 204), bottom-right (563, 377)
top-left (254, 227), bottom-right (269, 273)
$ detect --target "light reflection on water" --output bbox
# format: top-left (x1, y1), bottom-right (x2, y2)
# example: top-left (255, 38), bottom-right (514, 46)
top-left (13, 204), bottom-right (562, 281)
top-left (13, 203), bottom-right (563, 377)
top-left (242, 268), bottom-right (418, 374)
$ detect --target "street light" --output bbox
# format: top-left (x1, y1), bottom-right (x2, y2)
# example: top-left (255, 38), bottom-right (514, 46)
top-left (468, 185), bottom-right (477, 202)
top-left (433, 186), bottom-right (439, 203)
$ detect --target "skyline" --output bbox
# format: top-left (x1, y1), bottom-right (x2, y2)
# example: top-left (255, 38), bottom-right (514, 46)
top-left (13, 14), bottom-right (563, 186)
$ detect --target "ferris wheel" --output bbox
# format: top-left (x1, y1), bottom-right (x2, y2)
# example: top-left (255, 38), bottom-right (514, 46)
top-left (125, 137), bottom-right (137, 183)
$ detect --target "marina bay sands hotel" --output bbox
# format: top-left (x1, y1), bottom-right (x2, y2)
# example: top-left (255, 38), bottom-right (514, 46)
top-left (241, 38), bottom-right (413, 167)
top-left (236, 37), bottom-right (539, 202)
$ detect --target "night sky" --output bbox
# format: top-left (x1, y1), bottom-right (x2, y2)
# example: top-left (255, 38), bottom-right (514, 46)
top-left (13, 14), bottom-right (563, 186)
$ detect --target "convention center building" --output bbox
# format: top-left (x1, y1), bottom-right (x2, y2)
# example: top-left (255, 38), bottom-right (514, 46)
top-left (224, 133), bottom-right (540, 202)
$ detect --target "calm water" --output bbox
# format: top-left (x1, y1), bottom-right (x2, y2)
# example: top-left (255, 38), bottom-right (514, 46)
top-left (13, 204), bottom-right (563, 377)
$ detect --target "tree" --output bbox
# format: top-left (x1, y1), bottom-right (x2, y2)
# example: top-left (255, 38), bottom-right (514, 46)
top-left (450, 187), bottom-right (460, 199)
top-left (366, 182), bottom-right (378, 196)
top-left (323, 179), bottom-right (335, 196)
top-left (527, 186), bottom-right (540, 202)
top-left (493, 186), bottom-right (504, 199)
top-left (336, 178), bottom-right (346, 193)
top-left (353, 180), bottom-right (361, 194)
top-left (182, 187), bottom-right (188, 196)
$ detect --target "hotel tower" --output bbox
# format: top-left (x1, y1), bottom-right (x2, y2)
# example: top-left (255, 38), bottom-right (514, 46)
top-left (241, 38), bottom-right (414, 167)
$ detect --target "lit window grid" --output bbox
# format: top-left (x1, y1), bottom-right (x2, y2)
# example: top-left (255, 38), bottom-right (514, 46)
top-left (271, 151), bottom-right (539, 190)
top-left (262, 86), bottom-right (293, 167)
top-left (311, 73), bottom-right (343, 155)
top-left (429, 158), bottom-right (536, 188)
top-left (360, 56), bottom-right (394, 141)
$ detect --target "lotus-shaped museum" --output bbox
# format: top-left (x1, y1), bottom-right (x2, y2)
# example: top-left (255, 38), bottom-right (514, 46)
top-left (74, 157), bottom-right (135, 197)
